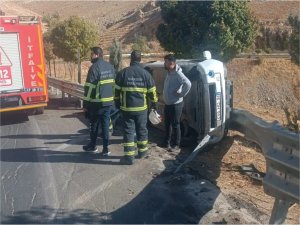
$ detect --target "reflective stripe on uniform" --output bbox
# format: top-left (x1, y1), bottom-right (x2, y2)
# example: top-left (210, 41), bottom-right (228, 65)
top-left (121, 87), bottom-right (147, 93)
top-left (115, 84), bottom-right (121, 90)
top-left (123, 91), bottom-right (126, 108)
top-left (124, 150), bottom-right (136, 156)
top-left (99, 79), bottom-right (114, 85)
top-left (138, 147), bottom-right (148, 152)
top-left (137, 140), bottom-right (148, 151)
top-left (84, 83), bottom-right (96, 88)
top-left (84, 82), bottom-right (96, 101)
top-left (109, 119), bottom-right (113, 130)
top-left (90, 97), bottom-right (114, 102)
top-left (123, 142), bottom-right (135, 147)
top-left (120, 105), bottom-right (147, 112)
top-left (147, 86), bottom-right (158, 102)
top-left (147, 86), bottom-right (156, 93)
top-left (137, 140), bottom-right (148, 145)
top-left (117, 86), bottom-right (150, 112)
top-left (95, 79), bottom-right (114, 100)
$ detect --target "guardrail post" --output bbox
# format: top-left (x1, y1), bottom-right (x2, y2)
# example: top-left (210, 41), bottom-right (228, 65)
top-left (269, 198), bottom-right (292, 224)
top-left (62, 91), bottom-right (65, 100)
top-left (56, 87), bottom-right (59, 96)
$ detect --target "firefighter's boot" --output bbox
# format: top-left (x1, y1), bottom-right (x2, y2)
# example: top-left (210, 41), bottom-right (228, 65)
top-left (120, 156), bottom-right (134, 165)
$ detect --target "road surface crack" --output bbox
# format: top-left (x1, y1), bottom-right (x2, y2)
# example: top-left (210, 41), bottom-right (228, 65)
top-left (30, 192), bottom-right (37, 207)
top-left (13, 163), bottom-right (24, 185)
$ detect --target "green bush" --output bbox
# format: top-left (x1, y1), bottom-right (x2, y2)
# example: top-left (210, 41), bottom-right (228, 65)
top-left (132, 35), bottom-right (150, 53)
top-left (109, 38), bottom-right (123, 72)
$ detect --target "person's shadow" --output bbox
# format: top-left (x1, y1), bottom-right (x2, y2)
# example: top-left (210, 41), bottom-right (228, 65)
top-left (0, 147), bottom-right (122, 165)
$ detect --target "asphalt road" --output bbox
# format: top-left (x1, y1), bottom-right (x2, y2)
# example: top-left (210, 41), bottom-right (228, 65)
top-left (0, 97), bottom-right (261, 224)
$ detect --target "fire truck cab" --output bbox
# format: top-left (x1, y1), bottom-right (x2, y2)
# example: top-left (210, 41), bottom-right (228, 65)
top-left (0, 16), bottom-right (48, 114)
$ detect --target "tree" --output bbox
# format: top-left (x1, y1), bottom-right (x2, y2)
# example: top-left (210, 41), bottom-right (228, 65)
top-left (156, 1), bottom-right (258, 61)
top-left (109, 38), bottom-right (123, 72)
top-left (288, 15), bottom-right (299, 65)
top-left (42, 12), bottom-right (60, 28)
top-left (50, 16), bottom-right (99, 82)
top-left (43, 40), bottom-right (56, 76)
top-left (50, 16), bottom-right (99, 62)
top-left (43, 12), bottom-right (61, 77)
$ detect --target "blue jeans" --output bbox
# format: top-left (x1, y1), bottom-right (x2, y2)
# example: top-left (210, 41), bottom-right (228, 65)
top-left (89, 106), bottom-right (112, 148)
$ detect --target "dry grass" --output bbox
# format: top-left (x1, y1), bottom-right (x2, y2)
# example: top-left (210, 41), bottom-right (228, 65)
top-left (4, 1), bottom-right (298, 53)
top-left (227, 58), bottom-right (300, 124)
top-left (249, 1), bottom-right (299, 21)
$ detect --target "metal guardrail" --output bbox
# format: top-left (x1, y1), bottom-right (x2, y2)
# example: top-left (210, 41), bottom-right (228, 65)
top-left (48, 76), bottom-right (84, 99)
top-left (48, 77), bottom-right (299, 224)
top-left (230, 109), bottom-right (299, 224)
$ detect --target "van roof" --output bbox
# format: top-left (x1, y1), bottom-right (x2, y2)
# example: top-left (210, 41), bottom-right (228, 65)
top-left (143, 59), bottom-right (205, 67)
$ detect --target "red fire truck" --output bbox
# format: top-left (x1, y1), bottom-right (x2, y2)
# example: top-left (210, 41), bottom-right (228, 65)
top-left (0, 16), bottom-right (48, 114)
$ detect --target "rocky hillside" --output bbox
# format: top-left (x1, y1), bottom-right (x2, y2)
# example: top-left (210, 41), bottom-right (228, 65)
top-left (1, 1), bottom-right (298, 53)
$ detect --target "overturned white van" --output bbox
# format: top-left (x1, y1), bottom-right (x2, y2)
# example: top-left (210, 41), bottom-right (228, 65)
top-left (144, 52), bottom-right (233, 144)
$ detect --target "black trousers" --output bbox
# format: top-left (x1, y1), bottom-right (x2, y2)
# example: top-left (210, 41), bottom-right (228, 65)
top-left (122, 111), bottom-right (148, 157)
top-left (164, 101), bottom-right (183, 146)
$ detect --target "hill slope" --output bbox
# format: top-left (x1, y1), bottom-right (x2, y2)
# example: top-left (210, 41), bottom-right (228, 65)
top-left (2, 1), bottom-right (299, 52)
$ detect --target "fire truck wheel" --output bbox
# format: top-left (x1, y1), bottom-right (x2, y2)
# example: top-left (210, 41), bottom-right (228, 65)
top-left (35, 107), bottom-right (44, 115)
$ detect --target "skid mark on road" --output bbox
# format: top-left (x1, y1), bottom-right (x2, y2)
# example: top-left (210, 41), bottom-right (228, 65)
top-left (13, 163), bottom-right (24, 185)
top-left (2, 182), bottom-right (8, 204)
top-left (30, 193), bottom-right (37, 207)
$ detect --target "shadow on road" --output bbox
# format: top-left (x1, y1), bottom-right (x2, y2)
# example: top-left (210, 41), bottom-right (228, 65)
top-left (1, 206), bottom-right (105, 224)
top-left (0, 147), bottom-right (122, 165)
top-left (0, 111), bottom-right (29, 126)
top-left (1, 132), bottom-right (123, 146)
top-left (1, 161), bottom-right (223, 224)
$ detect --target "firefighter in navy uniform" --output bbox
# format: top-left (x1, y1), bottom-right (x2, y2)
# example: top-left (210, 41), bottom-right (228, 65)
top-left (83, 47), bottom-right (115, 156)
top-left (114, 50), bottom-right (158, 165)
